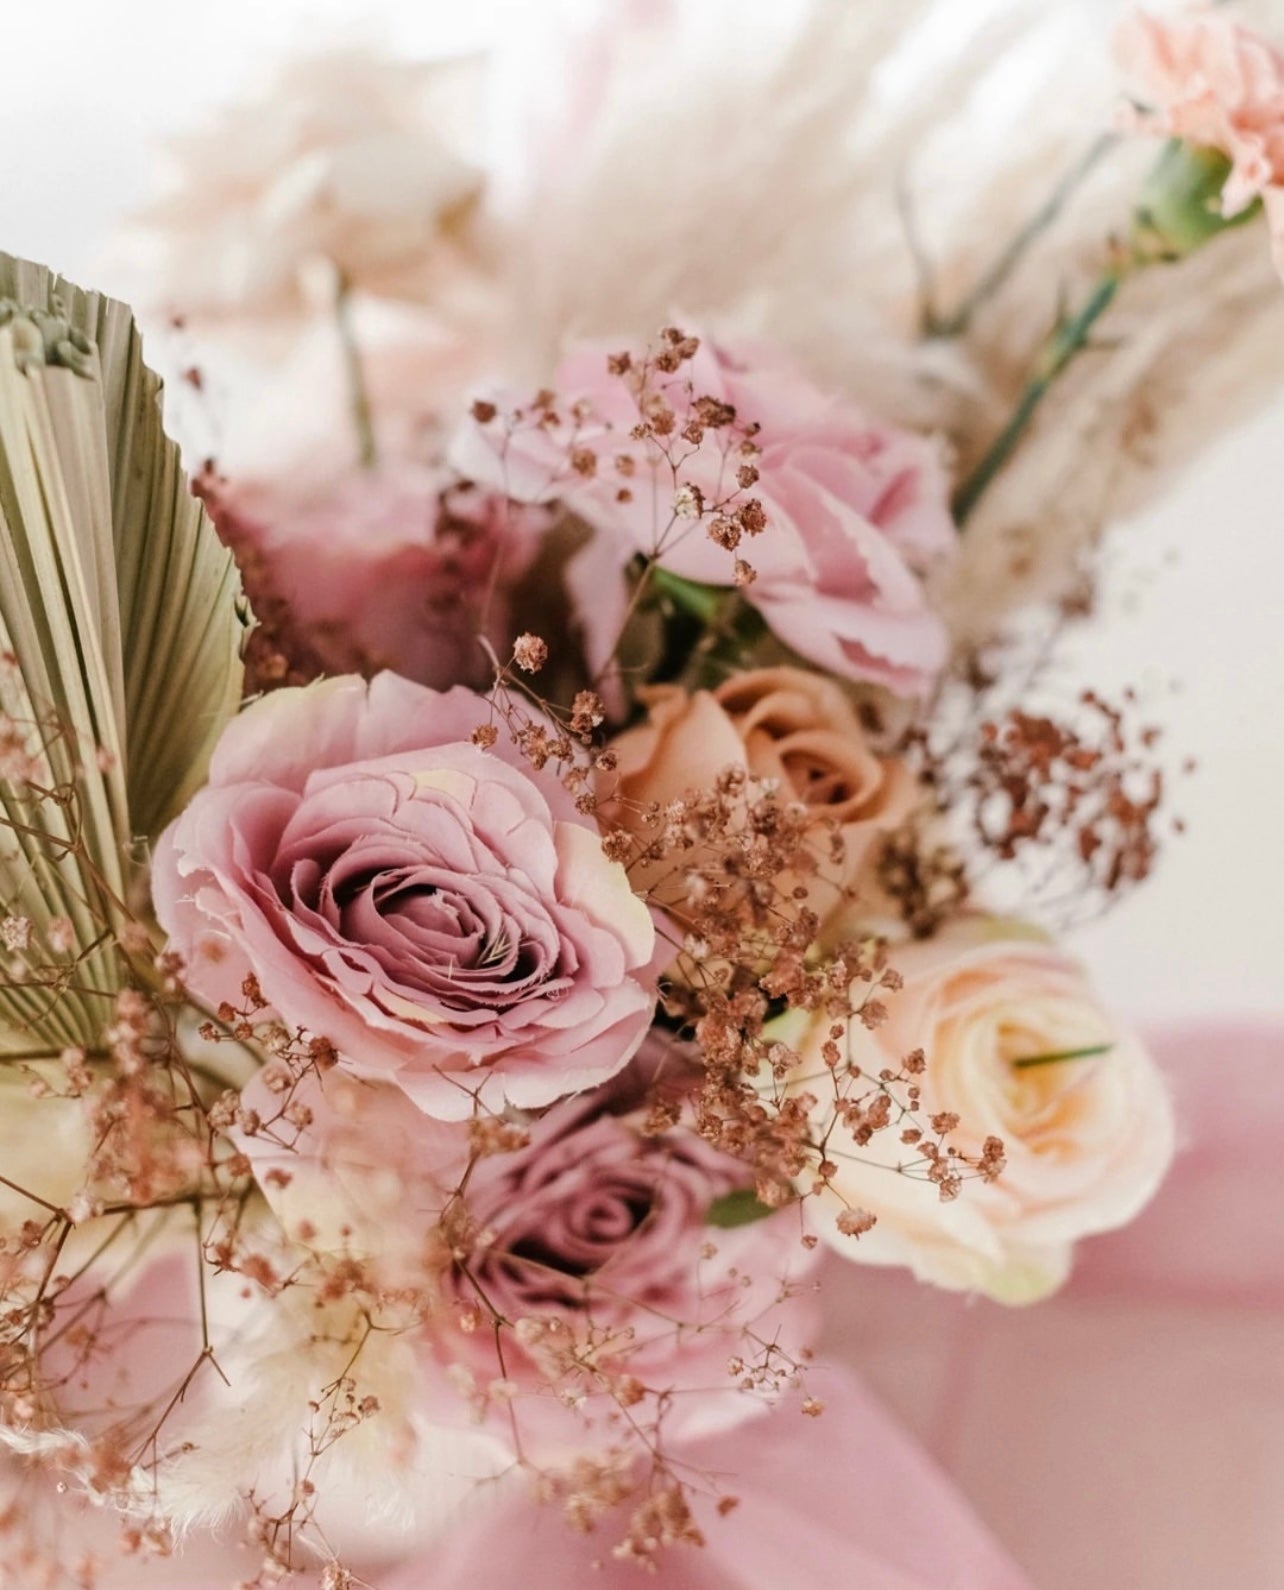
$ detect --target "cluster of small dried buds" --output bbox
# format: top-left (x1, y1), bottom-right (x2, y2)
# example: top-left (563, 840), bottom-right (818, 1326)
top-left (909, 638), bottom-right (1173, 924)
top-left (466, 1114), bottom-right (531, 1159)
top-left (512, 632), bottom-right (548, 674)
top-left (876, 823), bottom-right (970, 938)
top-left (537, 1449), bottom-right (637, 1535)
top-left (612, 1483), bottom-right (705, 1566)
top-left (470, 327), bottom-right (766, 591)
top-left (611, 764), bottom-right (822, 951)
top-left (968, 695), bottom-right (1164, 891)
top-left (475, 672), bottom-right (615, 824)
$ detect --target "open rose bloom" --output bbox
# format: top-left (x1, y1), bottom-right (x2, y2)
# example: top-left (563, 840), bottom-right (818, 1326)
top-left (452, 332), bottom-right (955, 699)
top-left (11, 3), bottom-right (1281, 1581)
top-left (153, 673), bottom-right (656, 1116)
top-left (781, 919), bottom-right (1175, 1303)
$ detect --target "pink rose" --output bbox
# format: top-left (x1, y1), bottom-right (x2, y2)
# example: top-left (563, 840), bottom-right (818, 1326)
top-left (1116, 9), bottom-right (1284, 273)
top-left (422, 1042), bottom-right (819, 1457)
top-left (452, 333), bottom-right (954, 697)
top-left (153, 673), bottom-right (656, 1118)
top-left (208, 464), bottom-right (541, 693)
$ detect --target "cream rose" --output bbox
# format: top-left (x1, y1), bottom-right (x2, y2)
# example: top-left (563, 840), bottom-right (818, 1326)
top-left (783, 918), bottom-right (1175, 1303)
top-left (603, 666), bottom-right (915, 924)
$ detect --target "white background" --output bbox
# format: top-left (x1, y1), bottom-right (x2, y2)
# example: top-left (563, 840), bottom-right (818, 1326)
top-left (2, 0), bottom-right (1281, 1027)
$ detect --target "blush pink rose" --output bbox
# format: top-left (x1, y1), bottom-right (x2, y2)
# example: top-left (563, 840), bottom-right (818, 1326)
top-left (422, 1041), bottom-right (819, 1459)
top-left (1116, 9), bottom-right (1284, 273)
top-left (209, 464), bottom-right (541, 693)
top-left (451, 333), bottom-right (954, 698)
top-left (152, 673), bottom-right (656, 1118)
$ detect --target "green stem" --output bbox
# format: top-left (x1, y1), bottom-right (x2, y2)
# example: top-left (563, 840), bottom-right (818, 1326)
top-left (680, 591), bottom-right (767, 691)
top-left (952, 264), bottom-right (1126, 526)
top-left (334, 271), bottom-right (377, 470)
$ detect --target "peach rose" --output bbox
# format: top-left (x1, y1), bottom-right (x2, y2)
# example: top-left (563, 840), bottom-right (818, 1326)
top-left (781, 918), bottom-right (1174, 1303)
top-left (1116, 9), bottom-right (1284, 273)
top-left (604, 666), bottom-right (916, 922)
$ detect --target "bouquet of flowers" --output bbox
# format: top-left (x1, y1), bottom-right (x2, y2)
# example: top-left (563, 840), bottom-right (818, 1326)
top-left (1, 3), bottom-right (1281, 1585)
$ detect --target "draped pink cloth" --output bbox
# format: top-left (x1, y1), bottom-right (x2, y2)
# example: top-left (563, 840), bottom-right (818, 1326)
top-left (134, 1021), bottom-right (1282, 1588)
top-left (837, 1019), bottom-right (1284, 1589)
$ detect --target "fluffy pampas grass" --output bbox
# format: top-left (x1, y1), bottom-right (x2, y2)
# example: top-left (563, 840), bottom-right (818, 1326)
top-left (506, 0), bottom-right (1284, 635)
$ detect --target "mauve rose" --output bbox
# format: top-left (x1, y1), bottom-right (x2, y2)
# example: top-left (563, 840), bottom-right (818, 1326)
top-left (424, 1043), bottom-right (818, 1457)
top-left (211, 464), bottom-right (541, 692)
top-left (451, 333), bottom-right (954, 697)
top-left (603, 666), bottom-right (916, 922)
top-left (152, 673), bottom-right (656, 1118)
top-left (780, 917), bottom-right (1175, 1304)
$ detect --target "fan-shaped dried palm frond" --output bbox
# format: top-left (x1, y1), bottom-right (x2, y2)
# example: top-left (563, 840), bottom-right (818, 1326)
top-left (0, 255), bottom-right (248, 1050)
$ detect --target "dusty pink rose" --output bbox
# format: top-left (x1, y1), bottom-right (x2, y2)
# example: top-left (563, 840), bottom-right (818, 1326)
top-left (423, 1041), bottom-right (818, 1458)
top-left (604, 666), bottom-right (917, 922)
top-left (1117, 9), bottom-right (1284, 271)
top-left (211, 464), bottom-right (541, 692)
top-left (152, 673), bottom-right (656, 1118)
top-left (452, 334), bottom-right (954, 697)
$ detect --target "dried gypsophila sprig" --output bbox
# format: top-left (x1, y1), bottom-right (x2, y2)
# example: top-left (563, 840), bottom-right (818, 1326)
top-left (888, 592), bottom-right (1181, 934)
top-left (465, 326), bottom-right (769, 702)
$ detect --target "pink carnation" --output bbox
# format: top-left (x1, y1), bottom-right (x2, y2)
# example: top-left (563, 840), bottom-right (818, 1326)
top-left (1116, 8), bottom-right (1284, 272)
top-left (152, 673), bottom-right (656, 1118)
top-left (210, 463), bottom-right (541, 692)
top-left (452, 333), bottom-right (954, 698)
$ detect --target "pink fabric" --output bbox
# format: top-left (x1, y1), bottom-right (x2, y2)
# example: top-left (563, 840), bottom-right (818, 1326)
top-left (829, 1019), bottom-right (1284, 1589)
top-left (401, 1019), bottom-right (1282, 1590)
top-left (402, 1376), bottom-right (1029, 1590)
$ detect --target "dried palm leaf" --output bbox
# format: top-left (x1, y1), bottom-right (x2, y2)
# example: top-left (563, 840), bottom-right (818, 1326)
top-left (0, 255), bottom-right (247, 1050)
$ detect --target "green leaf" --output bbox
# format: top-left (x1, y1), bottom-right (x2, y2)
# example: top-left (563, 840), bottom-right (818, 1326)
top-left (706, 1188), bottom-right (777, 1228)
top-left (1011, 1043), bottom-right (1112, 1070)
top-left (651, 567), bottom-right (725, 624)
top-left (0, 255), bottom-right (248, 1049)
